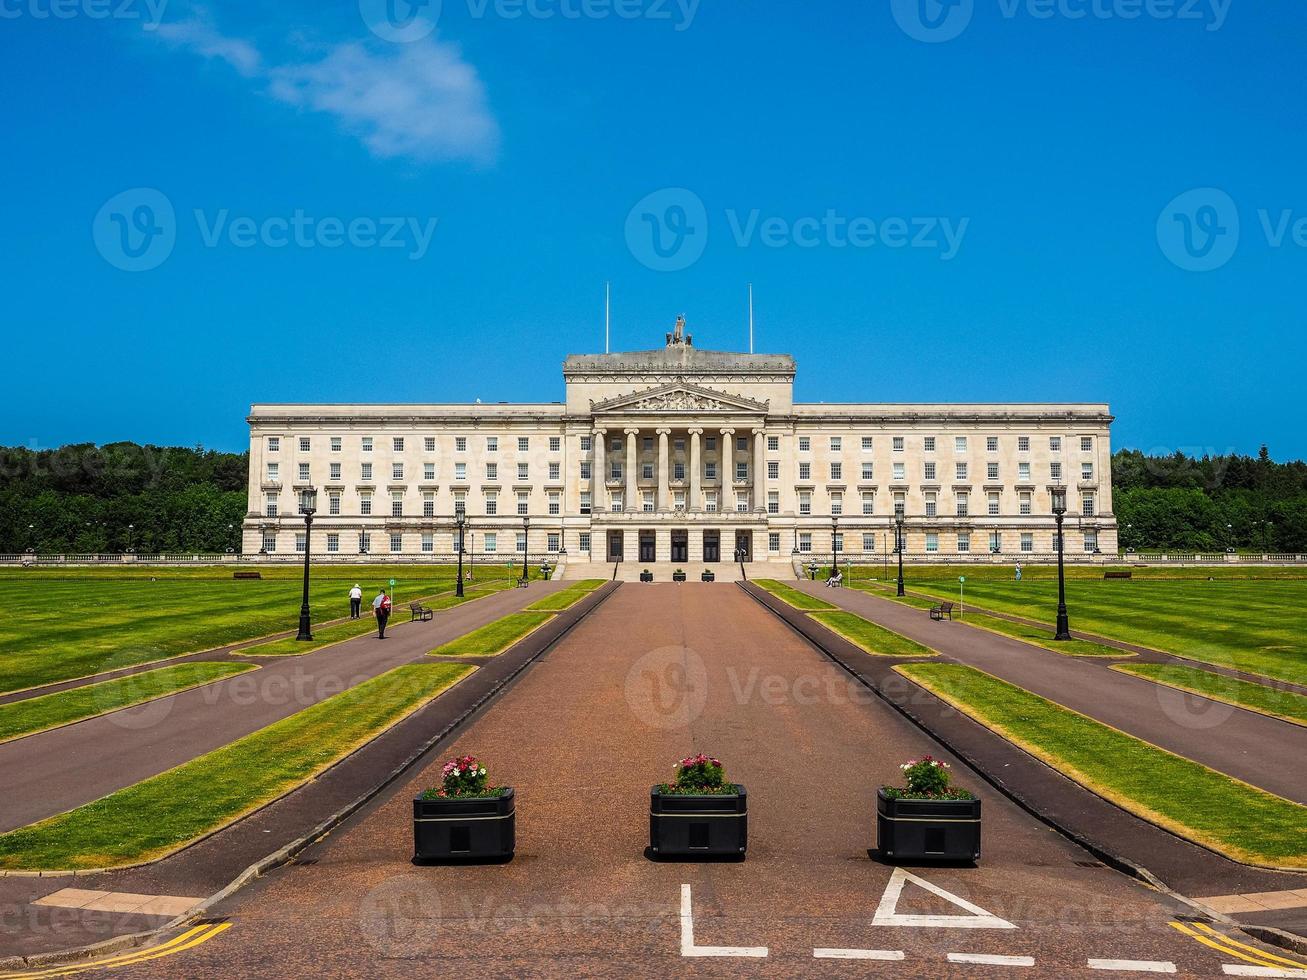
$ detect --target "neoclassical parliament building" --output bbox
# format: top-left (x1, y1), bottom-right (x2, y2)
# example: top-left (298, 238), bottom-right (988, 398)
top-left (242, 320), bottom-right (1118, 565)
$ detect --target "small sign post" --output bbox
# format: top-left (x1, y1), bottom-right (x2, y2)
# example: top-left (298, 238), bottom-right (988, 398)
top-left (958, 576), bottom-right (966, 618)
top-left (389, 577), bottom-right (397, 603)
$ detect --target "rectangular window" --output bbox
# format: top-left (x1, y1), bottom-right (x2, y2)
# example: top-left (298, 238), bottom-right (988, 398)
top-left (987, 462), bottom-right (999, 481)
top-left (893, 462), bottom-right (905, 481)
top-left (862, 491), bottom-right (874, 515)
top-left (955, 436), bottom-right (967, 453)
top-left (547, 533), bottom-right (560, 552)
top-left (1082, 493), bottom-right (1095, 516)
top-left (893, 436), bottom-right (905, 452)
top-left (829, 462), bottom-right (842, 480)
top-left (485, 532), bottom-right (498, 553)
top-left (298, 463), bottom-right (310, 482)
top-left (833, 531), bottom-right (844, 553)
top-left (705, 491), bottom-right (717, 513)
top-left (265, 494), bottom-right (278, 517)
top-left (362, 436), bottom-right (373, 453)
top-left (986, 436), bottom-right (998, 452)
top-left (518, 437), bottom-right (530, 452)
top-left (643, 490), bottom-right (655, 513)
top-left (580, 461), bottom-right (592, 481)
top-left (862, 533), bottom-right (876, 551)
top-left (454, 493), bottom-right (466, 515)
top-left (549, 462), bottom-right (560, 480)
top-left (610, 493), bottom-right (623, 513)
top-left (485, 492), bottom-right (498, 515)
top-left (767, 491), bottom-right (779, 514)
top-left (360, 493), bottom-right (372, 516)
top-left (1050, 436), bottom-right (1062, 452)
top-left (580, 436), bottom-right (591, 452)
top-left (517, 492), bottom-right (529, 515)
top-left (831, 491), bottom-right (843, 515)
top-left (799, 491), bottom-right (812, 516)
top-left (579, 491), bottom-right (591, 515)
top-left (361, 462), bottom-right (372, 481)
top-left (736, 492), bottom-right (749, 513)
top-left (925, 532), bottom-right (939, 553)
top-left (393, 437), bottom-right (404, 452)
top-left (392, 463), bottom-right (403, 480)
top-left (923, 436), bottom-right (935, 453)
top-left (798, 461), bottom-right (811, 481)
top-left (642, 463), bottom-right (654, 480)
top-left (1081, 436), bottom-right (1093, 452)
top-left (1050, 462), bottom-right (1062, 481)
top-left (549, 436), bottom-right (560, 452)
top-left (424, 463), bottom-right (436, 481)
top-left (1018, 436), bottom-right (1030, 452)
top-left (861, 436), bottom-right (874, 451)
top-left (487, 436), bottom-right (498, 452)
top-left (1018, 462), bottom-right (1031, 481)
top-left (955, 462), bottom-right (968, 481)
top-left (958, 492), bottom-right (971, 516)
top-left (422, 492), bottom-right (435, 518)
top-left (421, 532), bottom-right (434, 553)
top-left (737, 437), bottom-right (747, 451)
top-left (768, 435), bottom-right (780, 451)
top-left (736, 462), bottom-right (749, 481)
top-left (518, 463), bottom-right (529, 481)
top-left (267, 436), bottom-right (280, 453)
top-left (516, 532), bottom-right (527, 553)
top-left (829, 436), bottom-right (841, 451)
top-left (987, 491), bottom-right (999, 516)
top-left (705, 462), bottom-right (716, 480)
top-left (674, 490), bottom-right (685, 509)
top-left (579, 532), bottom-right (591, 552)
top-left (425, 437), bottom-right (436, 452)
top-left (295, 532), bottom-right (306, 553)
top-left (612, 437), bottom-right (623, 451)
top-left (1082, 462), bottom-right (1094, 480)
top-left (455, 462), bottom-right (467, 480)
top-left (330, 436), bottom-right (341, 452)
top-left (769, 532), bottom-right (781, 553)
top-left (799, 532), bottom-right (812, 554)
top-left (1020, 491), bottom-right (1032, 515)
top-left (859, 462), bottom-right (872, 481)
top-left (455, 437), bottom-right (467, 452)
top-left (611, 462), bottom-right (623, 481)
top-left (1084, 531), bottom-right (1099, 553)
top-left (768, 460), bottom-right (779, 480)
top-left (266, 462), bottom-right (279, 482)
top-left (989, 531), bottom-right (1001, 554)
top-left (1021, 532), bottom-right (1034, 553)
top-left (328, 462), bottom-right (341, 481)
top-left (548, 492), bottom-right (561, 516)
top-left (704, 436), bottom-right (715, 451)
top-left (798, 436), bottom-right (810, 452)
top-left (329, 493), bottom-right (341, 516)
top-left (391, 492), bottom-right (403, 517)
top-left (923, 461), bottom-right (936, 481)
top-left (957, 532), bottom-right (971, 553)
top-left (262, 531), bottom-right (276, 553)
top-left (299, 437), bottom-right (310, 452)
top-left (390, 533), bottom-right (402, 554)
top-left (925, 492), bottom-right (937, 518)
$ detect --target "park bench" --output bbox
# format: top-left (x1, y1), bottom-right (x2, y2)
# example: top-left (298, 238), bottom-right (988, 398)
top-left (233, 571), bottom-right (262, 579)
top-left (1104, 571), bottom-right (1133, 579)
top-left (409, 601), bottom-right (433, 622)
top-left (929, 601), bottom-right (955, 621)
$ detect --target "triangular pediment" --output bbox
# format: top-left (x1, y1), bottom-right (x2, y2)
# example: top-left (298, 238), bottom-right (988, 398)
top-left (591, 382), bottom-right (769, 415)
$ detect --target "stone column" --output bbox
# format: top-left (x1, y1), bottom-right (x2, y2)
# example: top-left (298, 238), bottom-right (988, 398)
top-left (624, 427), bottom-right (640, 512)
top-left (593, 428), bottom-right (606, 514)
top-left (752, 427), bottom-right (767, 512)
top-left (688, 428), bottom-right (703, 511)
top-left (656, 427), bottom-right (671, 511)
top-left (719, 428), bottom-right (735, 508)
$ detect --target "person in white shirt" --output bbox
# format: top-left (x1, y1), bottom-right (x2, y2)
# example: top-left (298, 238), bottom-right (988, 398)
top-left (348, 583), bottom-right (363, 619)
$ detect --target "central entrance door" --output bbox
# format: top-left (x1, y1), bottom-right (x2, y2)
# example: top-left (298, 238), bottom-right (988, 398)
top-left (703, 530), bottom-right (720, 563)
top-left (608, 530), bottom-right (624, 561)
top-left (735, 531), bottom-right (752, 562)
top-left (639, 530), bottom-right (656, 563)
top-left (671, 530), bottom-right (688, 563)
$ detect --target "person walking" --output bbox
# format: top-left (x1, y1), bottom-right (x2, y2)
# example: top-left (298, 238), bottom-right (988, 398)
top-left (348, 583), bottom-right (363, 619)
top-left (1015, 561), bottom-right (1023, 583)
top-left (373, 588), bottom-right (392, 639)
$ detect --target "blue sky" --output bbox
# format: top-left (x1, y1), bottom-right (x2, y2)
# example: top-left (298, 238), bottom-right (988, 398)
top-left (1, 0), bottom-right (1303, 457)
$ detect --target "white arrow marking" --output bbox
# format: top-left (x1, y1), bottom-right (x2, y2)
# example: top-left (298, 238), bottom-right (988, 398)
top-left (679, 884), bottom-right (768, 958)
top-left (871, 868), bottom-right (1017, 930)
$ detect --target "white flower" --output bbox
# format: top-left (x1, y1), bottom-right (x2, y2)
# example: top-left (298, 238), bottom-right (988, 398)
top-left (479, 768), bottom-right (486, 776)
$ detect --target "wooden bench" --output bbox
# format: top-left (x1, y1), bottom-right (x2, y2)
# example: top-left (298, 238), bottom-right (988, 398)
top-left (233, 571), bottom-right (262, 579)
top-left (1104, 571), bottom-right (1133, 580)
top-left (929, 601), bottom-right (955, 621)
top-left (409, 601), bottom-right (433, 622)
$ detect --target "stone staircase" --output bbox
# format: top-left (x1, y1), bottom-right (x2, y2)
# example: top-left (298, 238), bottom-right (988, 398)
top-left (559, 561), bottom-right (785, 583)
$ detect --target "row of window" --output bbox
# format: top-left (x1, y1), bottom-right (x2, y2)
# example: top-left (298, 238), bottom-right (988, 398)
top-left (267, 435), bottom-right (566, 454)
top-left (266, 530), bottom-right (571, 554)
top-left (794, 435), bottom-right (1095, 454)
top-left (265, 461), bottom-right (564, 483)
top-left (267, 490), bottom-right (562, 518)
top-left (794, 460), bottom-right (1094, 483)
top-left (785, 529), bottom-right (1100, 554)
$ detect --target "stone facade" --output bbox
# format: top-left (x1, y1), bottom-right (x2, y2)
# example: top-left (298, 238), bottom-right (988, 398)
top-left (242, 331), bottom-right (1117, 563)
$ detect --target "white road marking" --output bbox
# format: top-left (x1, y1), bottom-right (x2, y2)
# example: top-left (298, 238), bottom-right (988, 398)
top-left (1087, 959), bottom-right (1177, 973)
top-left (871, 868), bottom-right (1018, 930)
top-left (948, 952), bottom-right (1036, 966)
top-left (679, 884), bottom-right (768, 958)
top-left (1221, 967), bottom-right (1307, 978)
top-left (813, 948), bottom-right (905, 960)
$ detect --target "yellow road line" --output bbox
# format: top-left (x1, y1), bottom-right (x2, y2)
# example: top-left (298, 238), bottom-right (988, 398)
top-left (0, 922), bottom-right (230, 979)
top-left (1169, 921), bottom-right (1307, 971)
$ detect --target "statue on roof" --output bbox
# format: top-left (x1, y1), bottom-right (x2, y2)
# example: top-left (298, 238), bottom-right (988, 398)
top-left (665, 314), bottom-right (693, 348)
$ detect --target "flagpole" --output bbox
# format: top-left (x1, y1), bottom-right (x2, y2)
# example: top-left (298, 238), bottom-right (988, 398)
top-left (605, 281), bottom-right (610, 353)
top-left (748, 283), bottom-right (754, 353)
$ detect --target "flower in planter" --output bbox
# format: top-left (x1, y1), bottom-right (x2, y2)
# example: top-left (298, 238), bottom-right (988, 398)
top-left (662, 753), bottom-right (736, 794)
top-left (420, 754), bottom-right (504, 799)
top-left (883, 755), bottom-right (975, 801)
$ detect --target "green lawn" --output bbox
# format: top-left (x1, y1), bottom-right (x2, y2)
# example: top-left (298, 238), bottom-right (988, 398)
top-left (808, 610), bottom-right (936, 657)
top-left (754, 579), bottom-right (837, 611)
top-left (0, 566), bottom-right (519, 694)
top-left (428, 611), bottom-right (554, 657)
top-left (897, 662), bottom-right (1307, 869)
top-left (960, 611), bottom-right (1133, 658)
top-left (0, 662), bottom-right (258, 744)
top-left (890, 566), bottom-right (1307, 686)
top-left (0, 663), bottom-right (474, 871)
top-left (526, 579), bottom-right (606, 612)
top-left (1113, 663), bottom-right (1307, 728)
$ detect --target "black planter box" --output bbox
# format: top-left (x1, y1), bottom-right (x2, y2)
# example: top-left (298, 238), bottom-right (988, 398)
top-left (672, 571), bottom-right (687, 582)
top-left (701, 570), bottom-right (715, 582)
top-left (413, 788), bottom-right (515, 862)
top-left (650, 785), bottom-right (747, 858)
top-left (876, 788), bottom-right (980, 862)
top-left (640, 570), bottom-right (654, 582)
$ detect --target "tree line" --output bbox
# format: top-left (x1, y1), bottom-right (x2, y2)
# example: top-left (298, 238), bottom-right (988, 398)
top-left (1, 442), bottom-right (1304, 555)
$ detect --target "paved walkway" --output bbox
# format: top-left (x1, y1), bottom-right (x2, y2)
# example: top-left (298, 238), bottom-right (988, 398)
top-left (98, 584), bottom-right (1273, 978)
top-left (0, 583), bottom-right (567, 832)
top-left (795, 581), bottom-right (1307, 805)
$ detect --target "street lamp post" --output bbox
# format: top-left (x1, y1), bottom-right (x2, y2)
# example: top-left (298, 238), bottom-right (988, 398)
top-left (455, 510), bottom-right (466, 598)
top-left (895, 503), bottom-right (906, 597)
top-left (830, 515), bottom-right (839, 578)
top-left (126, 523), bottom-right (134, 554)
top-left (521, 515), bottom-right (530, 584)
top-left (1051, 485), bottom-right (1071, 640)
top-left (295, 487), bottom-right (317, 641)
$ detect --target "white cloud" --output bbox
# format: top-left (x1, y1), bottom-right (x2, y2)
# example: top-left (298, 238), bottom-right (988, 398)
top-left (154, 14), bottom-right (498, 165)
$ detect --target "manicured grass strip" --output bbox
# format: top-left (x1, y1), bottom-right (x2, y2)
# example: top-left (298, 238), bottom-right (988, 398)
top-left (895, 662), bottom-right (1307, 868)
top-left (754, 579), bottom-right (837, 611)
top-left (1113, 664), bottom-right (1307, 728)
top-left (808, 610), bottom-right (936, 657)
top-left (960, 611), bottom-right (1132, 658)
top-left (237, 613), bottom-right (395, 657)
top-left (525, 581), bottom-right (605, 612)
top-left (0, 663), bottom-right (258, 744)
top-left (429, 611), bottom-right (554, 658)
top-left (0, 663), bottom-right (474, 871)
top-left (851, 582), bottom-right (940, 611)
